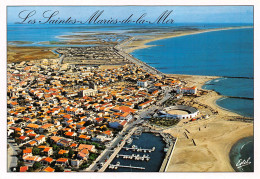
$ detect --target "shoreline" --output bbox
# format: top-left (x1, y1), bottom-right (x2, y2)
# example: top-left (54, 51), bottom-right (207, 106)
top-left (122, 26), bottom-right (253, 54)
top-left (117, 26), bottom-right (253, 172)
top-left (117, 26), bottom-right (253, 171)
top-left (163, 74), bottom-right (253, 172)
top-left (7, 25), bottom-right (253, 172)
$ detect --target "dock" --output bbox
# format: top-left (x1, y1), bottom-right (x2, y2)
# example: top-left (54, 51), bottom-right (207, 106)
top-left (116, 154), bottom-right (150, 161)
top-left (159, 137), bottom-right (178, 172)
top-left (98, 127), bottom-right (138, 172)
top-left (109, 162), bottom-right (145, 170)
top-left (123, 145), bottom-right (155, 153)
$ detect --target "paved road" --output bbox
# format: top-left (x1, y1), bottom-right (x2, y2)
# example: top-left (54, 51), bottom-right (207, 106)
top-left (7, 138), bottom-right (19, 172)
top-left (86, 89), bottom-right (172, 171)
top-left (86, 123), bottom-right (135, 171)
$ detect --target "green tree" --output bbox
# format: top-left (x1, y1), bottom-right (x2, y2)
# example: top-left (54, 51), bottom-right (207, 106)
top-left (33, 162), bottom-right (42, 170)
top-left (69, 149), bottom-right (74, 158)
top-left (32, 147), bottom-right (41, 155)
top-left (63, 153), bottom-right (69, 158)
top-left (89, 153), bottom-right (98, 161)
top-left (54, 166), bottom-right (64, 172)
top-left (17, 160), bottom-right (24, 168)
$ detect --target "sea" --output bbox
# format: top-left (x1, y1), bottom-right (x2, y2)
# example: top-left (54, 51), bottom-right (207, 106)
top-left (7, 23), bottom-right (254, 172)
top-left (229, 136), bottom-right (254, 172)
top-left (131, 28), bottom-right (254, 117)
top-left (130, 27), bottom-right (254, 172)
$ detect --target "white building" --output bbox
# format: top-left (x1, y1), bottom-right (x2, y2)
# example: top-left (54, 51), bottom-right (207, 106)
top-left (137, 80), bottom-right (148, 88)
top-left (176, 86), bottom-right (197, 94)
top-left (79, 89), bottom-right (98, 97)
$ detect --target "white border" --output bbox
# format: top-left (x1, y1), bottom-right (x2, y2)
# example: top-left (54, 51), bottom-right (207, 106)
top-left (1, 1), bottom-right (259, 179)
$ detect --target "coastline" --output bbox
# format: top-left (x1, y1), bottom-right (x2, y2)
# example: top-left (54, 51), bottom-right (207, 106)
top-left (163, 74), bottom-right (253, 172)
top-left (122, 26), bottom-right (253, 53)
top-left (7, 25), bottom-right (254, 172)
top-left (118, 27), bottom-right (253, 172)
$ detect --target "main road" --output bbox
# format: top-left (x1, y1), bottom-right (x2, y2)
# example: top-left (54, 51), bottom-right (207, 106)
top-left (7, 138), bottom-right (19, 172)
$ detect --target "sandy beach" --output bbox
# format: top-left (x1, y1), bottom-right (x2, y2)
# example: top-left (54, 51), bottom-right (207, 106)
top-left (163, 74), bottom-right (253, 172)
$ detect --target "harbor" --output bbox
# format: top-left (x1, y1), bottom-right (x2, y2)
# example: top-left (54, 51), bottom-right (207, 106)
top-left (123, 145), bottom-right (155, 153)
top-left (116, 154), bottom-right (151, 161)
top-left (105, 131), bottom-right (174, 172)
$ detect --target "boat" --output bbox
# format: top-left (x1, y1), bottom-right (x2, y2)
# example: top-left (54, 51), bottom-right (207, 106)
top-left (127, 138), bottom-right (133, 144)
top-left (132, 145), bottom-right (137, 149)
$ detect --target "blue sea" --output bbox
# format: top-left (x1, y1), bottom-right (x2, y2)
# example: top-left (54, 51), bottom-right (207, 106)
top-left (131, 28), bottom-right (254, 118)
top-left (130, 27), bottom-right (254, 172)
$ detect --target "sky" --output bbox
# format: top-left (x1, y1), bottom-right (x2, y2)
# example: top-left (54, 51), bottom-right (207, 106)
top-left (7, 6), bottom-right (253, 24)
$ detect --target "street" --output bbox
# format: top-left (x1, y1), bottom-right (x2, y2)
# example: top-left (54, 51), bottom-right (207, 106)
top-left (86, 88), bottom-right (172, 172)
top-left (7, 138), bottom-right (19, 172)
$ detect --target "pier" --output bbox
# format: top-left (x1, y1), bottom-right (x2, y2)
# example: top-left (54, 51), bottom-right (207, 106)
top-left (123, 145), bottom-right (155, 153)
top-left (159, 137), bottom-right (178, 172)
top-left (98, 127), bottom-right (138, 172)
top-left (108, 162), bottom-right (145, 170)
top-left (116, 154), bottom-right (150, 161)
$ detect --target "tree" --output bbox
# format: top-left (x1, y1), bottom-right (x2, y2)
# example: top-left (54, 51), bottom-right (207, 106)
top-left (52, 144), bottom-right (59, 151)
top-left (32, 147), bottom-right (41, 155)
top-left (33, 162), bottom-right (42, 170)
top-left (89, 153), bottom-right (98, 161)
top-left (27, 167), bottom-right (34, 172)
top-left (17, 160), bottom-right (24, 168)
top-left (79, 162), bottom-right (89, 170)
top-left (69, 149), bottom-right (74, 158)
top-left (63, 153), bottom-right (69, 158)
top-left (54, 166), bottom-right (64, 172)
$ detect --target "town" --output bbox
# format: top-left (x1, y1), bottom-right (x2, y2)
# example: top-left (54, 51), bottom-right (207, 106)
top-left (7, 46), bottom-right (199, 172)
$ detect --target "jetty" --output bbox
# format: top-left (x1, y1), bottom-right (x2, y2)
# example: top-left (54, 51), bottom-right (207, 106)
top-left (123, 145), bottom-right (155, 153)
top-left (116, 154), bottom-right (150, 161)
top-left (108, 162), bottom-right (145, 170)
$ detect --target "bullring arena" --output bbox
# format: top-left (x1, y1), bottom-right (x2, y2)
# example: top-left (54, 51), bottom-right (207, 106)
top-left (160, 105), bottom-right (199, 119)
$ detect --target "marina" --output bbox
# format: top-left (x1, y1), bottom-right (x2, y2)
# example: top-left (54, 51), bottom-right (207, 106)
top-left (105, 132), bottom-right (168, 172)
top-left (108, 162), bottom-right (145, 170)
top-left (123, 145), bottom-right (155, 153)
top-left (116, 154), bottom-right (150, 161)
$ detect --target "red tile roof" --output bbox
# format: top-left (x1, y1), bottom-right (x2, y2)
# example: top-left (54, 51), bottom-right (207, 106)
top-left (23, 148), bottom-right (32, 154)
top-left (41, 157), bottom-right (53, 163)
top-left (56, 158), bottom-right (68, 163)
top-left (78, 144), bottom-right (94, 151)
top-left (20, 166), bottom-right (28, 172)
top-left (43, 166), bottom-right (55, 172)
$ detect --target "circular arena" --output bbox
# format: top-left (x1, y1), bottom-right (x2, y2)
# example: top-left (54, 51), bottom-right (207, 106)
top-left (162, 105), bottom-right (199, 119)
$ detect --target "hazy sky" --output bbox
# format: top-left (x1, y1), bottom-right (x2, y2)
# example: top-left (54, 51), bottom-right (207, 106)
top-left (7, 6), bottom-right (253, 24)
